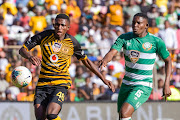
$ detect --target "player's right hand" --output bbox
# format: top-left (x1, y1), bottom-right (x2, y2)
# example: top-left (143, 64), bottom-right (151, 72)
top-left (28, 56), bottom-right (42, 66)
top-left (98, 59), bottom-right (107, 71)
top-left (103, 79), bottom-right (115, 92)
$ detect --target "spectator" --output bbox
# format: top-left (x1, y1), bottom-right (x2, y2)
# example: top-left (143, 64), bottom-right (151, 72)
top-left (74, 65), bottom-right (86, 87)
top-left (148, 19), bottom-right (159, 36)
top-left (45, 15), bottom-right (56, 30)
top-left (60, 3), bottom-right (67, 14)
top-left (166, 4), bottom-right (178, 28)
top-left (147, 4), bottom-right (159, 21)
top-left (156, 6), bottom-right (167, 30)
top-left (123, 0), bottom-right (141, 25)
top-left (75, 26), bottom-right (88, 46)
top-left (67, 13), bottom-right (79, 36)
top-left (0, 70), bottom-right (9, 100)
top-left (29, 6), bottom-right (47, 34)
top-left (4, 8), bottom-right (14, 26)
top-left (107, 56), bottom-right (124, 76)
top-left (80, 77), bottom-right (93, 100)
top-left (16, 3), bottom-right (23, 20)
top-left (96, 85), bottom-right (109, 100)
top-left (20, 7), bottom-right (30, 30)
top-left (139, 0), bottom-right (151, 14)
top-left (0, 50), bottom-right (8, 72)
top-left (98, 31), bottom-right (111, 57)
top-left (66, 0), bottom-right (81, 24)
top-left (158, 20), bottom-right (177, 50)
top-left (0, 0), bottom-right (18, 18)
top-left (9, 19), bottom-right (25, 34)
top-left (74, 87), bottom-right (84, 102)
top-left (45, 5), bottom-right (58, 26)
top-left (92, 82), bottom-right (100, 99)
top-left (106, 0), bottom-right (124, 27)
top-left (6, 82), bottom-right (20, 101)
top-left (176, 17), bottom-right (180, 53)
top-left (106, 80), bottom-right (120, 101)
top-left (85, 35), bottom-right (99, 57)
top-left (172, 63), bottom-right (180, 83)
top-left (45, 0), bottom-right (63, 12)
top-left (0, 15), bottom-right (8, 45)
top-left (156, 60), bottom-right (166, 81)
top-left (156, 78), bottom-right (164, 96)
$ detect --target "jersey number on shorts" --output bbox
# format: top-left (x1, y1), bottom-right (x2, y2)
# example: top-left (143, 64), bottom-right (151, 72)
top-left (56, 92), bottom-right (65, 102)
top-left (135, 90), bottom-right (143, 98)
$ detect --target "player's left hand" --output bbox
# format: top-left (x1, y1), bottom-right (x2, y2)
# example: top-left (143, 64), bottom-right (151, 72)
top-left (103, 80), bottom-right (115, 92)
top-left (162, 85), bottom-right (171, 102)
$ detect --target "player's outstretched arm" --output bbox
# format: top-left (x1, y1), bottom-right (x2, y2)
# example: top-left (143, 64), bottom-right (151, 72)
top-left (98, 49), bottom-right (118, 70)
top-left (81, 58), bottom-right (115, 92)
top-left (19, 47), bottom-right (41, 66)
top-left (162, 56), bottom-right (172, 101)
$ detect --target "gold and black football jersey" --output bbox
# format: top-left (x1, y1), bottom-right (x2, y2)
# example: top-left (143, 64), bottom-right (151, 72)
top-left (23, 30), bottom-right (87, 89)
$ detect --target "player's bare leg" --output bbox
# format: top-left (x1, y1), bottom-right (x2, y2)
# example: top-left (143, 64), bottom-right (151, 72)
top-left (34, 104), bottom-right (46, 120)
top-left (119, 102), bottom-right (134, 120)
top-left (46, 102), bottom-right (62, 120)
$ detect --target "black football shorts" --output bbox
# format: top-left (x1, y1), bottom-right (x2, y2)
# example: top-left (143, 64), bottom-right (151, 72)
top-left (34, 85), bottom-right (68, 108)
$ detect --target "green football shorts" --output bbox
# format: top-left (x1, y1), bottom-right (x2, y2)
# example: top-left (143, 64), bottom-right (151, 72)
top-left (117, 83), bottom-right (152, 112)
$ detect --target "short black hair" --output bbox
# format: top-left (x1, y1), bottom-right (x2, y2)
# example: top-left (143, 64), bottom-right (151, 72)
top-left (134, 13), bottom-right (148, 21)
top-left (55, 14), bottom-right (70, 22)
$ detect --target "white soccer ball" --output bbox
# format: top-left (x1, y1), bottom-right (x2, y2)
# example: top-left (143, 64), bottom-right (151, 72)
top-left (11, 66), bottom-right (32, 88)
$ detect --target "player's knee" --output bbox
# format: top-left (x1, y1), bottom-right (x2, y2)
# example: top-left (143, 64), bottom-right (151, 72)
top-left (46, 114), bottom-right (59, 120)
top-left (120, 108), bottom-right (131, 118)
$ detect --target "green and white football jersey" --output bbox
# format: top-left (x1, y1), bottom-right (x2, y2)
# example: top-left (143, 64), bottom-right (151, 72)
top-left (111, 32), bottom-right (169, 88)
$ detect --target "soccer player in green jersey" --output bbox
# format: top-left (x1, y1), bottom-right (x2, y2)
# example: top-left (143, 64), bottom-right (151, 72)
top-left (19, 14), bottom-right (115, 120)
top-left (99, 13), bottom-right (172, 120)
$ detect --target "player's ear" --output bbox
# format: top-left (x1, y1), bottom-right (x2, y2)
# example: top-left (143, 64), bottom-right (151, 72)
top-left (146, 23), bottom-right (149, 29)
top-left (67, 25), bottom-right (70, 30)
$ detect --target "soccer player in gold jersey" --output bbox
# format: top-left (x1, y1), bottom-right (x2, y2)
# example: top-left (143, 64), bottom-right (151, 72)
top-left (19, 14), bottom-right (115, 120)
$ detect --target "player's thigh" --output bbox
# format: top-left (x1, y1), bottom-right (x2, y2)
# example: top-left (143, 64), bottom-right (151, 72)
top-left (125, 85), bottom-right (152, 111)
top-left (34, 86), bottom-right (49, 119)
top-left (34, 104), bottom-right (46, 120)
top-left (117, 83), bottom-right (131, 112)
top-left (47, 86), bottom-right (68, 114)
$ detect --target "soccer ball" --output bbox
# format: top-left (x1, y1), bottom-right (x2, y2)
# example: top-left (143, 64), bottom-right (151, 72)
top-left (11, 66), bottom-right (32, 88)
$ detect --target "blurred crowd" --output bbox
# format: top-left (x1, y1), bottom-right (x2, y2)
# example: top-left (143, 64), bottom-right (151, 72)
top-left (0, 0), bottom-right (180, 102)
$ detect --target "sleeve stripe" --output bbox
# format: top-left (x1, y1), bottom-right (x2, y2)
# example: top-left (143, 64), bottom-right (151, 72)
top-left (23, 45), bottom-right (29, 51)
top-left (79, 55), bottom-right (87, 61)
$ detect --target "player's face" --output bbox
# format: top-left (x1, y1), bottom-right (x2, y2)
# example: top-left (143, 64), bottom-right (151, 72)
top-left (54, 18), bottom-right (70, 38)
top-left (132, 16), bottom-right (148, 37)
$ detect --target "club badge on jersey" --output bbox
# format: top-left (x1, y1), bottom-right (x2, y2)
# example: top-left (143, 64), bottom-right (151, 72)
top-left (52, 42), bottom-right (62, 52)
top-left (61, 46), bottom-right (69, 54)
top-left (142, 42), bottom-right (152, 51)
top-left (129, 50), bottom-right (140, 63)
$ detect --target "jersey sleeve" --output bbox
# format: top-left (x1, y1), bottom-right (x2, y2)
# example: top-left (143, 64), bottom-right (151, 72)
top-left (23, 31), bottom-right (46, 51)
top-left (111, 35), bottom-right (125, 52)
top-left (71, 36), bottom-right (87, 60)
top-left (156, 37), bottom-right (170, 59)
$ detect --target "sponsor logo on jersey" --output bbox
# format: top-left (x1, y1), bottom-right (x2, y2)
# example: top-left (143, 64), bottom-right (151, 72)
top-left (52, 42), bottom-right (61, 52)
top-left (50, 54), bottom-right (58, 62)
top-left (142, 42), bottom-right (152, 51)
top-left (129, 50), bottom-right (140, 63)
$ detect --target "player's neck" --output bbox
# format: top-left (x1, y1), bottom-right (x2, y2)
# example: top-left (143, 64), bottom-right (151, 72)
top-left (137, 31), bottom-right (148, 38)
top-left (55, 34), bottom-right (65, 41)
